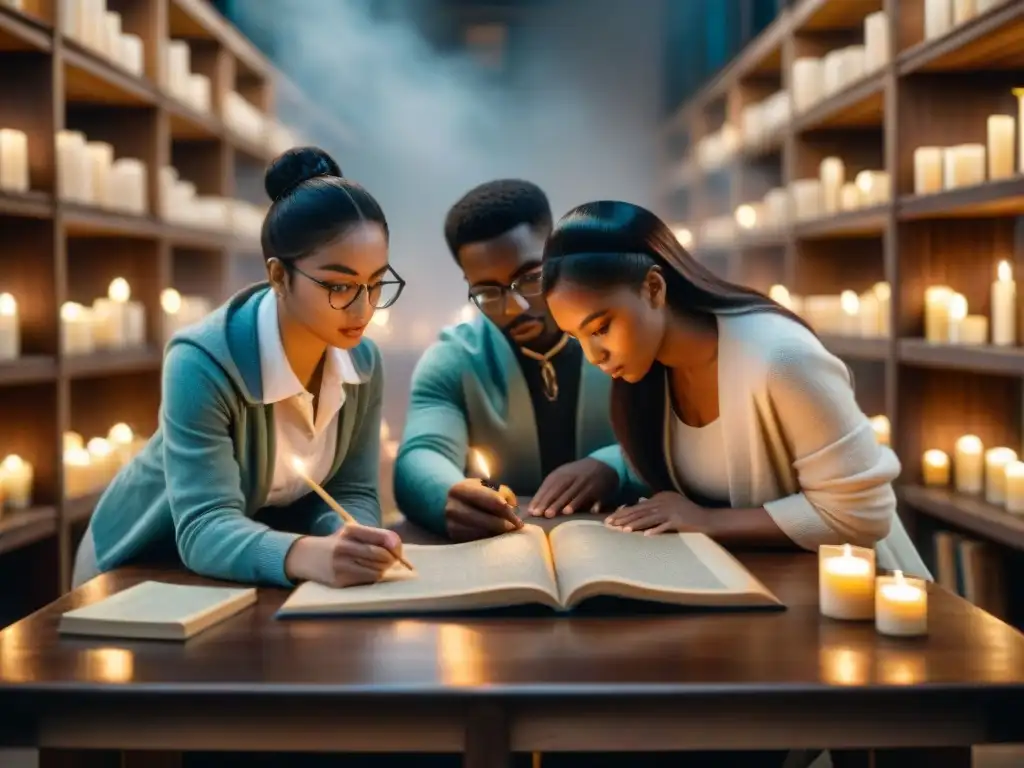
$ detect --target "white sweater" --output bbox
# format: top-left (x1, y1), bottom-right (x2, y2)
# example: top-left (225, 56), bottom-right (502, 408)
top-left (661, 310), bottom-right (930, 579)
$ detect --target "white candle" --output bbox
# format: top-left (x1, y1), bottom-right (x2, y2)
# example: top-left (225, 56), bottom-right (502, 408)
top-left (93, 277), bottom-right (130, 350)
top-left (822, 49), bottom-right (845, 97)
top-left (925, 0), bottom-right (953, 38)
top-left (946, 292), bottom-right (968, 342)
top-left (87, 437), bottom-right (119, 487)
top-left (187, 74), bottom-right (212, 113)
top-left (873, 282), bottom-right (891, 338)
top-left (119, 33), bottom-right (144, 76)
top-left (858, 293), bottom-right (880, 337)
top-left (86, 142), bottom-right (113, 208)
top-left (864, 12), bottom-right (889, 71)
top-left (924, 285), bottom-right (953, 342)
top-left (0, 292), bottom-right (18, 361)
top-left (108, 422), bottom-right (135, 464)
top-left (959, 315), bottom-right (988, 344)
top-left (0, 128), bottom-right (29, 193)
top-left (0, 454), bottom-right (32, 509)
top-left (923, 449), bottom-right (950, 486)
top-left (952, 0), bottom-right (976, 24)
top-left (985, 447), bottom-right (1017, 504)
top-left (855, 170), bottom-right (880, 206)
top-left (792, 57), bottom-right (822, 113)
top-left (987, 115), bottom-right (1015, 180)
top-left (954, 434), bottom-right (984, 494)
top-left (819, 157), bottom-right (844, 215)
top-left (103, 11), bottom-right (121, 59)
top-left (839, 183), bottom-right (860, 211)
top-left (1004, 461), bottom-right (1024, 514)
top-left (870, 415), bottom-right (891, 446)
top-left (734, 204), bottom-right (758, 231)
top-left (790, 179), bottom-right (822, 221)
top-left (63, 431), bottom-right (84, 453)
top-left (991, 260), bottom-right (1016, 346)
top-left (875, 571), bottom-right (928, 638)
top-left (1014, 89), bottom-right (1024, 174)
top-left (60, 301), bottom-right (95, 356)
top-left (63, 447), bottom-right (94, 498)
top-left (161, 288), bottom-right (183, 345)
top-left (913, 147), bottom-right (944, 195)
top-left (110, 158), bottom-right (147, 214)
top-left (840, 290), bottom-right (860, 336)
top-left (819, 543), bottom-right (876, 621)
top-left (57, 130), bottom-right (93, 203)
top-left (944, 144), bottom-right (986, 189)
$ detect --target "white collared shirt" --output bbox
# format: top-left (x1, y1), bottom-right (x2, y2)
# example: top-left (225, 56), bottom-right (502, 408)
top-left (257, 290), bottom-right (363, 507)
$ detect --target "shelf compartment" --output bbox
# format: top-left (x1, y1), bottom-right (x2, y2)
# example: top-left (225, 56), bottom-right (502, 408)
top-left (63, 205), bottom-right (164, 239)
top-left (62, 43), bottom-right (157, 106)
top-left (794, 206), bottom-right (890, 240)
top-left (898, 339), bottom-right (1024, 375)
top-left (899, 485), bottom-right (1024, 551)
top-left (791, 71), bottom-right (886, 132)
top-left (0, 506), bottom-right (57, 555)
top-left (897, 0), bottom-right (1024, 73)
top-left (0, 5), bottom-right (51, 52)
top-left (64, 347), bottom-right (163, 379)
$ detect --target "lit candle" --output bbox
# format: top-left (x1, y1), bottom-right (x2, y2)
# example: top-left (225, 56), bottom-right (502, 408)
top-left (63, 447), bottom-right (94, 498)
top-left (946, 292), bottom-right (968, 342)
top-left (954, 434), bottom-right (984, 494)
top-left (160, 288), bottom-right (183, 345)
top-left (60, 301), bottom-right (95, 356)
top-left (108, 422), bottom-right (135, 464)
top-left (858, 291), bottom-right (880, 337)
top-left (87, 437), bottom-right (119, 487)
top-left (840, 290), bottom-right (860, 336)
top-left (0, 292), bottom-right (18, 361)
top-left (769, 284), bottom-right (792, 310)
top-left (924, 285), bottom-right (952, 342)
top-left (63, 431), bottom-right (84, 453)
top-left (93, 277), bottom-right (129, 349)
top-left (672, 226), bottom-right (693, 249)
top-left (819, 543), bottom-right (876, 621)
top-left (952, 0), bottom-right (976, 25)
top-left (873, 282), bottom-right (891, 337)
top-left (0, 454), bottom-right (33, 509)
top-left (819, 157), bottom-right (844, 215)
top-left (790, 179), bottom-right (822, 221)
top-left (875, 570), bottom-right (928, 638)
top-left (922, 449), bottom-right (950, 486)
top-left (870, 415), bottom-right (891, 446)
top-left (863, 11), bottom-right (889, 71)
top-left (985, 447), bottom-right (1017, 505)
top-left (991, 260), bottom-right (1017, 346)
top-left (944, 144), bottom-right (986, 189)
top-left (839, 182), bottom-right (860, 211)
top-left (1014, 89), bottom-right (1024, 174)
top-left (734, 203), bottom-right (758, 231)
top-left (0, 128), bottom-right (29, 193)
top-left (924, 0), bottom-right (953, 39)
top-left (913, 147), bottom-right (944, 195)
top-left (1004, 461), bottom-right (1024, 514)
top-left (987, 115), bottom-right (1015, 180)
top-left (855, 170), bottom-right (887, 207)
top-left (959, 315), bottom-right (988, 344)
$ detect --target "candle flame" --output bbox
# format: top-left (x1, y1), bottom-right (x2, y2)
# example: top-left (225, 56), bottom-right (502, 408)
top-left (855, 170), bottom-right (874, 194)
top-left (60, 301), bottom-right (85, 321)
top-left (840, 290), bottom-right (859, 315)
top-left (949, 293), bottom-right (968, 321)
top-left (1, 454), bottom-right (23, 471)
top-left (998, 260), bottom-right (1012, 283)
top-left (471, 449), bottom-right (490, 479)
top-left (672, 226), bottom-right (693, 248)
top-left (108, 423), bottom-right (133, 445)
top-left (108, 277), bottom-right (130, 303)
top-left (160, 288), bottom-right (182, 314)
top-left (734, 204), bottom-right (757, 229)
top-left (0, 292), bottom-right (16, 316)
top-left (924, 449), bottom-right (949, 467)
top-left (872, 282), bottom-right (891, 301)
top-left (87, 437), bottom-right (114, 457)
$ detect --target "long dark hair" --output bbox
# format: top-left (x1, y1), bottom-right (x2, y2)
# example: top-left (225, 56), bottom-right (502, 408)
top-left (541, 201), bottom-right (813, 494)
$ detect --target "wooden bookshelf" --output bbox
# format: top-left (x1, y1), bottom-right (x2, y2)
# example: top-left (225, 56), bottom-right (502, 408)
top-left (0, 0), bottom-right (346, 624)
top-left (661, 0), bottom-right (1024, 622)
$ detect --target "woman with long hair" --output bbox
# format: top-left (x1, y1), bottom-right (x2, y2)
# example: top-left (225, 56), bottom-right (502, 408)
top-left (541, 200), bottom-right (927, 578)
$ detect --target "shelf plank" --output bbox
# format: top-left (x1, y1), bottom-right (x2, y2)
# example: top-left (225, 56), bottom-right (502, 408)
top-left (166, 98), bottom-right (223, 142)
top-left (163, 223), bottom-right (232, 250)
top-left (62, 43), bottom-right (158, 106)
top-left (0, 189), bottom-right (53, 219)
top-left (898, 338), bottom-right (1024, 375)
top-left (820, 335), bottom-right (889, 361)
top-left (0, 6), bottom-right (51, 52)
top-left (0, 506), bottom-right (58, 555)
top-left (64, 347), bottom-right (163, 379)
top-left (792, 0), bottom-right (883, 31)
top-left (898, 177), bottom-right (1024, 220)
top-left (897, 0), bottom-right (1024, 73)
top-left (64, 492), bottom-right (104, 525)
top-left (63, 204), bottom-right (165, 239)
top-left (899, 484), bottom-right (1024, 551)
top-left (791, 70), bottom-right (885, 132)
top-left (169, 0), bottom-right (270, 79)
top-left (793, 206), bottom-right (889, 240)
top-left (0, 355), bottom-right (57, 386)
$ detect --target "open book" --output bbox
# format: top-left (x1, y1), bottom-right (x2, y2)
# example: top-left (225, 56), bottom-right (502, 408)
top-left (277, 520), bottom-right (782, 617)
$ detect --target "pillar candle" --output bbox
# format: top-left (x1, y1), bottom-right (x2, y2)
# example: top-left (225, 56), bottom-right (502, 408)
top-left (839, 183), bottom-right (860, 211)
top-left (63, 447), bottom-right (95, 498)
top-left (944, 144), bottom-right (986, 189)
top-left (984, 447), bottom-right (1017, 505)
top-left (924, 285), bottom-right (953, 342)
top-left (913, 147), bottom-right (944, 195)
top-left (120, 33), bottom-right (144, 76)
top-left (87, 437), bottom-right (119, 487)
top-left (60, 301), bottom-right (95, 356)
top-left (93, 277), bottom-right (130, 350)
top-left (792, 57), bottom-right (822, 113)
top-left (57, 130), bottom-right (93, 203)
top-left (870, 415), bottom-right (891, 446)
top-left (108, 422), bottom-right (135, 465)
top-left (103, 11), bottom-right (121, 60)
top-left (864, 12), bottom-right (889, 71)
top-left (63, 431), bottom-right (84, 453)
top-left (0, 128), bottom-right (29, 193)
top-left (958, 315), bottom-right (988, 344)
top-left (86, 142), bottom-right (113, 208)
top-left (925, 0), bottom-right (953, 38)
top-left (873, 282), bottom-right (892, 337)
top-left (822, 49), bottom-right (845, 97)
top-left (855, 171), bottom-right (884, 206)
top-left (819, 543), bottom-right (876, 621)
top-left (875, 571), bottom-right (928, 638)
top-left (987, 115), bottom-right (1015, 180)
top-left (734, 204), bottom-right (758, 231)
top-left (946, 292), bottom-right (968, 342)
top-left (858, 293), bottom-right (880, 337)
top-left (0, 292), bottom-right (18, 361)
top-left (0, 454), bottom-right (32, 509)
top-left (790, 179), bottom-right (822, 221)
top-left (991, 260), bottom-right (1016, 346)
top-left (923, 449), bottom-right (950, 486)
top-left (819, 157), bottom-right (844, 215)
top-left (952, 0), bottom-right (976, 24)
top-left (1004, 461), bottom-right (1024, 514)
top-left (187, 74), bottom-right (212, 113)
top-left (954, 434), bottom-right (984, 494)
top-left (1014, 89), bottom-right (1024, 174)
top-left (840, 290), bottom-right (860, 336)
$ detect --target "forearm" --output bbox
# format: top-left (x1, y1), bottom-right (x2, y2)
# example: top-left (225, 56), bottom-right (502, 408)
top-left (706, 506), bottom-right (802, 549)
top-left (394, 447), bottom-right (464, 534)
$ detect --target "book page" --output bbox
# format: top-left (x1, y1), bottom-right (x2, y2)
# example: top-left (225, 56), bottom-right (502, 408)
top-left (278, 524), bottom-right (560, 616)
top-left (61, 581), bottom-right (255, 625)
top-left (548, 520), bottom-right (781, 609)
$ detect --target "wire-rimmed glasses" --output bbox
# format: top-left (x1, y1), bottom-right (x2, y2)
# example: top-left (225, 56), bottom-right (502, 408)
top-left (468, 267), bottom-right (543, 311)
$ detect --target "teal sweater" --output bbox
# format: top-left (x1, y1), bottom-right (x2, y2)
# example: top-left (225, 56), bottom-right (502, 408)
top-left (87, 283), bottom-right (384, 587)
top-left (394, 316), bottom-right (644, 534)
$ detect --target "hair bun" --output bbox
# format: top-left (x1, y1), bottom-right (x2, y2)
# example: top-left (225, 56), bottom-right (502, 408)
top-left (264, 146), bottom-right (343, 201)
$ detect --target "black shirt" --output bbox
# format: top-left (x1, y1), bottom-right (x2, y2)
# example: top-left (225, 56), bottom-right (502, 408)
top-left (512, 337), bottom-right (582, 478)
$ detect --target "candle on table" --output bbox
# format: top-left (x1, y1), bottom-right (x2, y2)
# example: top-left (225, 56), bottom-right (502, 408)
top-left (984, 447), bottom-right (1017, 505)
top-left (1004, 461), bottom-right (1024, 514)
top-left (924, 286), bottom-right (952, 343)
top-left (875, 570), bottom-right (928, 638)
top-left (840, 290), bottom-right (860, 336)
top-left (870, 415), bottom-right (891, 446)
top-left (60, 301), bottom-right (95, 356)
top-left (0, 292), bottom-right (18, 361)
top-left (0, 454), bottom-right (32, 509)
top-left (819, 157), bottom-right (844, 215)
top-left (959, 315), bottom-right (988, 345)
top-left (873, 282), bottom-right (891, 337)
top-left (946, 292), bottom-right (968, 342)
top-left (954, 434), bottom-right (984, 494)
top-left (1014, 89), bottom-right (1024, 173)
top-left (991, 260), bottom-right (1017, 346)
top-left (839, 183), bottom-right (859, 211)
top-left (952, 0), bottom-right (976, 24)
top-left (925, 0), bottom-right (953, 38)
top-left (987, 115), bottom-right (1015, 180)
top-left (819, 543), bottom-right (876, 621)
top-left (922, 449), bottom-right (950, 486)
top-left (913, 147), bottom-right (944, 195)
top-left (863, 11), bottom-right (889, 71)
top-left (0, 128), bottom-right (29, 193)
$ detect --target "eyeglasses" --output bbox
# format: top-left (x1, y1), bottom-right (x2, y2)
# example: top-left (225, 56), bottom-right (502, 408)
top-left (468, 267), bottom-right (543, 311)
top-left (292, 265), bottom-right (406, 311)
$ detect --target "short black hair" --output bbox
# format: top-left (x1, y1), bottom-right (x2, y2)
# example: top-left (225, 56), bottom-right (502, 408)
top-left (261, 146), bottom-right (388, 265)
top-left (443, 179), bottom-right (552, 260)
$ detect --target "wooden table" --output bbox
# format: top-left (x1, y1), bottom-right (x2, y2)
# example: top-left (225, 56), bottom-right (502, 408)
top-left (1, 517), bottom-right (1024, 767)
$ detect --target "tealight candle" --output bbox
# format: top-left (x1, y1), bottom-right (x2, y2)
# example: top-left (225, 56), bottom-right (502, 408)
top-left (870, 415), bottom-right (891, 446)
top-left (987, 115), bottom-right (1015, 180)
top-left (991, 260), bottom-right (1016, 346)
top-left (0, 292), bottom-right (18, 361)
top-left (875, 570), bottom-right (928, 638)
top-left (0, 454), bottom-right (32, 509)
top-left (913, 147), bottom-right (944, 195)
top-left (819, 543), bottom-right (876, 621)
top-left (1004, 461), bottom-right (1024, 514)
top-left (954, 434), bottom-right (984, 494)
top-left (922, 449), bottom-right (950, 486)
top-left (0, 128), bottom-right (29, 193)
top-left (985, 447), bottom-right (1017, 504)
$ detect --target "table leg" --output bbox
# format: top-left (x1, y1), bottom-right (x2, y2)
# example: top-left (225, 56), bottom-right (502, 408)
top-left (464, 703), bottom-right (509, 768)
top-left (873, 747), bottom-right (971, 767)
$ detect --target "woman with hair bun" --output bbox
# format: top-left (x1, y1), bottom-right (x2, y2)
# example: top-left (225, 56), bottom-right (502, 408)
top-left (72, 146), bottom-right (408, 591)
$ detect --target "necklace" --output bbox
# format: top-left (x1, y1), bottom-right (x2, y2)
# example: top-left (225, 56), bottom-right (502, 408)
top-left (519, 333), bottom-right (570, 402)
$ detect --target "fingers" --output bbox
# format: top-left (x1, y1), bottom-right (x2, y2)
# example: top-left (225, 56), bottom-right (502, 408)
top-left (529, 474), bottom-right (571, 517)
top-left (498, 484), bottom-right (518, 509)
top-left (543, 477), bottom-right (590, 518)
top-left (451, 481), bottom-right (518, 519)
top-left (335, 559), bottom-right (389, 586)
top-left (335, 538), bottom-right (395, 566)
top-left (605, 501), bottom-right (653, 528)
top-left (448, 500), bottom-right (521, 537)
top-left (643, 522), bottom-right (675, 536)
